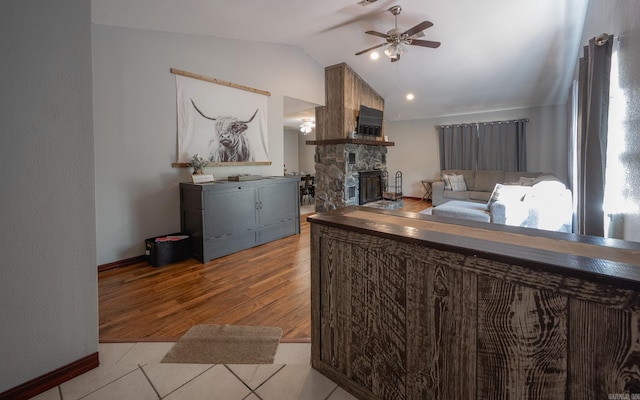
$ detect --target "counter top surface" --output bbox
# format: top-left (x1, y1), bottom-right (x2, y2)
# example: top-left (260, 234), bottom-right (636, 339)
top-left (307, 206), bottom-right (640, 289)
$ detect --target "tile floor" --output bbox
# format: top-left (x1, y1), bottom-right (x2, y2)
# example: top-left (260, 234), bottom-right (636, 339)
top-left (31, 342), bottom-right (357, 400)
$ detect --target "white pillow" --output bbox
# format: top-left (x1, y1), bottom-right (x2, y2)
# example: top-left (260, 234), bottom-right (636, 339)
top-left (486, 184), bottom-right (531, 211)
top-left (448, 174), bottom-right (467, 192)
top-left (441, 173), bottom-right (455, 190)
top-left (527, 180), bottom-right (567, 199)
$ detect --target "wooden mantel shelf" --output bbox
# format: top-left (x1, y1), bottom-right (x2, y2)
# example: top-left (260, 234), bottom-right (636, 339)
top-left (305, 138), bottom-right (394, 146)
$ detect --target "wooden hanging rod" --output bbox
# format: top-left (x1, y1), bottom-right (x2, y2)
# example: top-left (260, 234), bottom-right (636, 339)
top-left (172, 161), bottom-right (272, 168)
top-left (170, 68), bottom-right (271, 97)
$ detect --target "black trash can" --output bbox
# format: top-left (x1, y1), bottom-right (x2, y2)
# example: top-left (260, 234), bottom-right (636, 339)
top-left (145, 233), bottom-right (190, 267)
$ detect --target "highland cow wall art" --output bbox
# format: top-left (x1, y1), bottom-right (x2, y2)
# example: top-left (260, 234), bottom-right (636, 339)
top-left (174, 71), bottom-right (270, 164)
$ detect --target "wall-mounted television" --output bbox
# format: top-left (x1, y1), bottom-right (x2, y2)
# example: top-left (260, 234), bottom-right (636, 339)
top-left (356, 105), bottom-right (383, 137)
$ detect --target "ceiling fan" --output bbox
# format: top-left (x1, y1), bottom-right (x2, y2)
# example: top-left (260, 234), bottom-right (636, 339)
top-left (355, 5), bottom-right (440, 62)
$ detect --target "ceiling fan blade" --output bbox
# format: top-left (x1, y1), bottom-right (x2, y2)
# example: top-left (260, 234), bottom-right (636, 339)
top-left (355, 42), bottom-right (387, 56)
top-left (410, 39), bottom-right (441, 48)
top-left (365, 30), bottom-right (389, 39)
top-left (402, 21), bottom-right (433, 38)
top-left (317, 8), bottom-right (389, 35)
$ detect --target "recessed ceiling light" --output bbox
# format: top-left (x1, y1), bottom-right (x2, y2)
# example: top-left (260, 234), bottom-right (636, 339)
top-left (370, 52), bottom-right (379, 60)
top-left (406, 93), bottom-right (415, 100)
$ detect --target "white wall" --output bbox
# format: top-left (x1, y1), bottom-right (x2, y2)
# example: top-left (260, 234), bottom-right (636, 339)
top-left (386, 104), bottom-right (568, 198)
top-left (93, 25), bottom-right (325, 264)
top-left (283, 127), bottom-right (300, 174)
top-left (0, 0), bottom-right (97, 393)
top-left (298, 130), bottom-right (317, 175)
top-left (579, 0), bottom-right (640, 241)
top-left (283, 127), bottom-right (316, 175)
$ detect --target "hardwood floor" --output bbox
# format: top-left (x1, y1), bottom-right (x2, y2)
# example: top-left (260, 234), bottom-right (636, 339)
top-left (98, 198), bottom-right (431, 342)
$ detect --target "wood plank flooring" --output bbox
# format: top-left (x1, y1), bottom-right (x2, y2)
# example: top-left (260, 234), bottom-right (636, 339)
top-left (98, 198), bottom-right (431, 342)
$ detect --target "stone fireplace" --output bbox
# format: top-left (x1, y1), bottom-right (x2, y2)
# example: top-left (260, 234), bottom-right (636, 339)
top-left (306, 63), bottom-right (393, 212)
top-left (313, 143), bottom-right (388, 212)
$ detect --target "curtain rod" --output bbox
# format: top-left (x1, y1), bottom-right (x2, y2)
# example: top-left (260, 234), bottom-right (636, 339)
top-left (435, 118), bottom-right (529, 129)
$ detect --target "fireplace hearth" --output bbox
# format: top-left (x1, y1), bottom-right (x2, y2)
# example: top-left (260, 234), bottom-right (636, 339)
top-left (359, 170), bottom-right (383, 205)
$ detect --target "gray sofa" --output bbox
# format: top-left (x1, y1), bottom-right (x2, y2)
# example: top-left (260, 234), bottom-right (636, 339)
top-left (431, 169), bottom-right (573, 232)
top-left (432, 170), bottom-right (546, 206)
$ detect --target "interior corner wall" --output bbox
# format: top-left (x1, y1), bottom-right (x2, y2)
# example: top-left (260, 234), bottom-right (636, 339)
top-left (92, 25), bottom-right (325, 265)
top-left (386, 104), bottom-right (568, 198)
top-left (0, 0), bottom-right (97, 393)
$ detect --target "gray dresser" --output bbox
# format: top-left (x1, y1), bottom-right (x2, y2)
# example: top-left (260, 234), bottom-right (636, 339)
top-left (180, 176), bottom-right (300, 262)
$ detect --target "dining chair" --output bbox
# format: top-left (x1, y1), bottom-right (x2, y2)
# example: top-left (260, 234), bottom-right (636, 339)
top-left (300, 174), bottom-right (311, 204)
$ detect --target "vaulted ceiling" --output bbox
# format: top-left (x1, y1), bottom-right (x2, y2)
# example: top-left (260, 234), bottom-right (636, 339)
top-left (92, 0), bottom-right (590, 123)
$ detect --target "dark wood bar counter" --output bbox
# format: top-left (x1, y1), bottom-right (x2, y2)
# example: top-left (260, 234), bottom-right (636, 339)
top-left (308, 206), bottom-right (640, 399)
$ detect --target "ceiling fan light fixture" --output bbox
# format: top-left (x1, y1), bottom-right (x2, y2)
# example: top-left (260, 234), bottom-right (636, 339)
top-left (383, 47), bottom-right (393, 58)
top-left (300, 119), bottom-right (315, 135)
top-left (384, 44), bottom-right (398, 58)
top-left (384, 42), bottom-right (406, 60)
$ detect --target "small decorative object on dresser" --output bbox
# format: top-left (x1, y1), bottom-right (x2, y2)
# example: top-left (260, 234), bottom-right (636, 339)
top-left (227, 174), bottom-right (262, 182)
top-left (190, 153), bottom-right (208, 175)
top-left (190, 153), bottom-right (215, 183)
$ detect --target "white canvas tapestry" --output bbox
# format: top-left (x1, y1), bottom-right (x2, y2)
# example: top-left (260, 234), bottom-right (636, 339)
top-left (176, 75), bottom-right (269, 163)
